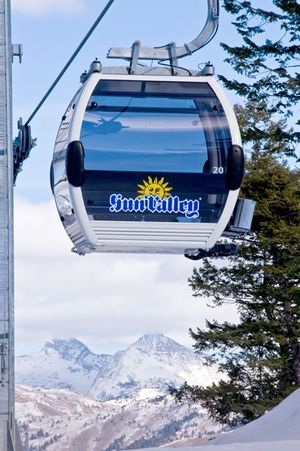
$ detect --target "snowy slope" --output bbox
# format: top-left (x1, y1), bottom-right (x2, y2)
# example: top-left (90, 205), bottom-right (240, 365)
top-left (16, 338), bottom-right (111, 394)
top-left (89, 334), bottom-right (221, 400)
top-left (16, 385), bottom-right (222, 451)
top-left (211, 387), bottom-right (300, 445)
top-left (139, 389), bottom-right (300, 451)
top-left (143, 441), bottom-right (300, 450)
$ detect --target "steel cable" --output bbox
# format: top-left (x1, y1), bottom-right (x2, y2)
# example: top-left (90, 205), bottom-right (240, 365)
top-left (25, 0), bottom-right (116, 126)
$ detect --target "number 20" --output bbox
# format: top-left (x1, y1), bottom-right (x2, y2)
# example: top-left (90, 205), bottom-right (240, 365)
top-left (213, 166), bottom-right (224, 174)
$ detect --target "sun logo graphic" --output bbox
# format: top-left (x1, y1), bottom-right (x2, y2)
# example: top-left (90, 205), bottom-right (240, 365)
top-left (137, 176), bottom-right (172, 199)
top-left (109, 175), bottom-right (200, 218)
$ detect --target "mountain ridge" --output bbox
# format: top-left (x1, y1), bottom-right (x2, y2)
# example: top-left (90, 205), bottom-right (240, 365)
top-left (16, 334), bottom-right (221, 400)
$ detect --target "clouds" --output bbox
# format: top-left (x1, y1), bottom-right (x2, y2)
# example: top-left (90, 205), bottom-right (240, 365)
top-left (14, 197), bottom-right (238, 356)
top-left (12, 0), bottom-right (85, 16)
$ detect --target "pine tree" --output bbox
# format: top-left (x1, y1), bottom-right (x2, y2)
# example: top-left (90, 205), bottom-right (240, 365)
top-left (220, 0), bottom-right (300, 158)
top-left (171, 154), bottom-right (300, 426)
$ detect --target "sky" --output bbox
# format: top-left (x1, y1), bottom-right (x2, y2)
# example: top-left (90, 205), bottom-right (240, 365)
top-left (10, 0), bottom-right (271, 356)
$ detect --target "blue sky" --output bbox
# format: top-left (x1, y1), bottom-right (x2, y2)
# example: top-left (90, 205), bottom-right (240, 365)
top-left (11, 0), bottom-right (279, 356)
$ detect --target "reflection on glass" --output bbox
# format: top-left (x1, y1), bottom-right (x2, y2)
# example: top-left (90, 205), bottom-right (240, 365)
top-left (80, 80), bottom-right (231, 173)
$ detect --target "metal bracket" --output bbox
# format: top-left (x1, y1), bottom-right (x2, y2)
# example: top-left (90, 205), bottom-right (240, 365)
top-left (13, 118), bottom-right (36, 183)
top-left (12, 43), bottom-right (23, 63)
top-left (168, 42), bottom-right (179, 75)
top-left (81, 59), bottom-right (102, 83)
top-left (0, 341), bottom-right (8, 387)
top-left (129, 40), bottom-right (141, 74)
top-left (185, 243), bottom-right (238, 260)
top-left (128, 40), bottom-right (180, 75)
top-left (107, 0), bottom-right (219, 63)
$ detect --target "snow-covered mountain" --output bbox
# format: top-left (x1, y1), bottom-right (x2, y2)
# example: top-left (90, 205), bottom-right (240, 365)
top-left (16, 385), bottom-right (222, 451)
top-left (16, 334), bottom-right (221, 400)
top-left (89, 334), bottom-right (220, 400)
top-left (16, 335), bottom-right (300, 451)
top-left (16, 334), bottom-right (223, 450)
top-left (16, 338), bottom-right (111, 394)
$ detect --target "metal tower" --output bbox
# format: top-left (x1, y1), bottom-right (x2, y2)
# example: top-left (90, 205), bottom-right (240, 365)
top-left (0, 0), bottom-right (21, 449)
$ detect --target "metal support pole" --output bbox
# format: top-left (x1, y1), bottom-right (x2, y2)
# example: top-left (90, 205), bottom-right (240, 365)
top-left (0, 1), bottom-right (19, 450)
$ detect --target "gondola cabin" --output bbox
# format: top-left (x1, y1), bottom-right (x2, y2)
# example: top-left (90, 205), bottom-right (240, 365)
top-left (51, 68), bottom-right (245, 256)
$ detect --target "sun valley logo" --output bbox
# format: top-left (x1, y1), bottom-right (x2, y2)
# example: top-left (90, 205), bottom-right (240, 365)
top-left (137, 176), bottom-right (172, 199)
top-left (109, 176), bottom-right (200, 219)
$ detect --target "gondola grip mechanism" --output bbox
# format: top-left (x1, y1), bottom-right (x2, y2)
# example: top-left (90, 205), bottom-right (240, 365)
top-left (13, 118), bottom-right (36, 183)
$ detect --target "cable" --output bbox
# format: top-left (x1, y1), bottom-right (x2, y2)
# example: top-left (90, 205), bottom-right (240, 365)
top-left (25, 0), bottom-right (116, 126)
top-left (158, 60), bottom-right (192, 75)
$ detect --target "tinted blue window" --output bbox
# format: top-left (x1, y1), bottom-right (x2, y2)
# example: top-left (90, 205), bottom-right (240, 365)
top-left (80, 80), bottom-right (231, 174)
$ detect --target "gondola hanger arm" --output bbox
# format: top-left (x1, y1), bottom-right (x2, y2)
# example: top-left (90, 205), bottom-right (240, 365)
top-left (107, 0), bottom-right (219, 61)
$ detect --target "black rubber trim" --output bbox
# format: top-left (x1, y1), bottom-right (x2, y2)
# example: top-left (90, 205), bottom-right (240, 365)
top-left (50, 161), bottom-right (54, 194)
top-left (225, 144), bottom-right (244, 191)
top-left (66, 140), bottom-right (85, 187)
